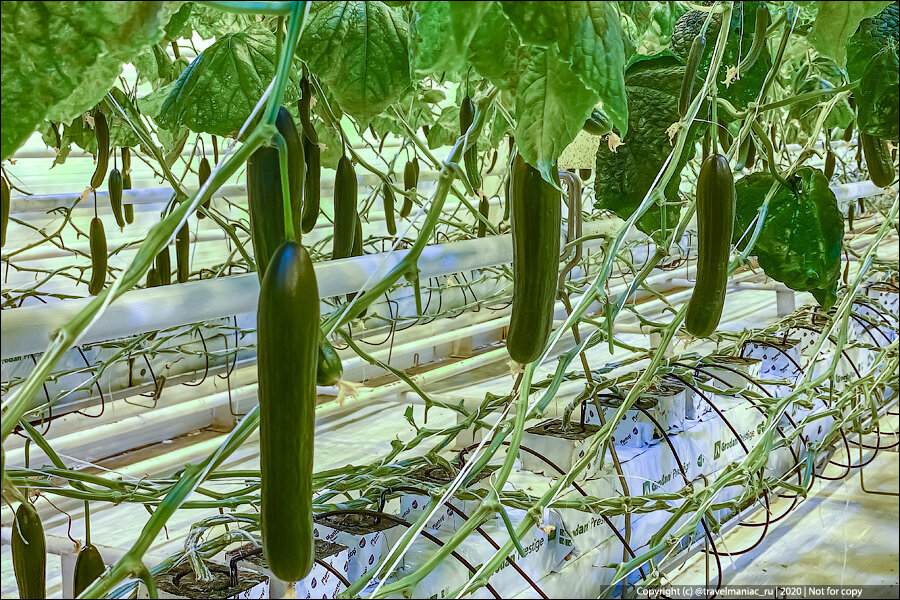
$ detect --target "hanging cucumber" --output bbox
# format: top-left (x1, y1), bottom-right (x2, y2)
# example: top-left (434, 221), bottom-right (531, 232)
top-left (88, 217), bottom-right (107, 296)
top-left (824, 149), bottom-right (836, 179)
top-left (382, 181), bottom-right (397, 236)
top-left (90, 109), bottom-right (109, 190)
top-left (346, 214), bottom-right (365, 310)
top-left (12, 502), bottom-right (46, 599)
top-left (176, 222), bottom-right (190, 283)
top-left (257, 240), bottom-right (318, 582)
top-left (2, 176), bottom-right (8, 247)
top-left (578, 169), bottom-right (592, 181)
top-left (146, 268), bottom-right (161, 288)
top-left (507, 154), bottom-right (562, 364)
top-left (860, 132), bottom-right (896, 187)
top-left (298, 77), bottom-right (319, 144)
top-left (301, 136), bottom-right (320, 234)
top-left (401, 159), bottom-right (417, 217)
top-left (477, 196), bottom-right (490, 238)
top-left (679, 34), bottom-right (706, 117)
top-left (121, 147), bottom-right (134, 224)
top-left (108, 168), bottom-right (125, 228)
top-left (276, 106), bottom-right (305, 236)
top-left (156, 246), bottom-right (171, 286)
top-left (332, 156), bottom-right (357, 260)
top-left (581, 108), bottom-right (612, 136)
top-left (198, 156), bottom-right (212, 218)
top-left (317, 336), bottom-right (343, 386)
top-left (73, 544), bottom-right (105, 597)
top-left (460, 96), bottom-right (481, 190)
top-left (685, 154), bottom-right (735, 338)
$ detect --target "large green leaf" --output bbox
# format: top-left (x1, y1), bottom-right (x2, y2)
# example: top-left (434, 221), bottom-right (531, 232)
top-left (467, 3), bottom-right (530, 91)
top-left (411, 1), bottom-right (492, 75)
top-left (733, 168), bottom-right (844, 308)
top-left (857, 45), bottom-right (899, 141)
top-left (297, 1), bottom-right (411, 121)
top-left (499, 1), bottom-right (628, 135)
top-left (0, 1), bottom-right (184, 160)
top-left (594, 57), bottom-right (697, 240)
top-left (846, 2), bottom-right (898, 80)
top-left (515, 46), bottom-right (601, 183)
top-left (808, 1), bottom-right (892, 68)
top-left (156, 28), bottom-right (302, 137)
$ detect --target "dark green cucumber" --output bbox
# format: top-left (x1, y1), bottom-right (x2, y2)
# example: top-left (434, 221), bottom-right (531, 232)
top-left (12, 502), bottom-right (46, 599)
top-left (679, 34), bottom-right (706, 117)
top-left (90, 109), bottom-right (110, 190)
top-left (582, 108), bottom-right (612, 136)
top-left (156, 246), bottom-right (171, 286)
top-left (382, 181), bottom-right (397, 236)
top-left (176, 222), bottom-right (190, 283)
top-left (579, 169), bottom-right (592, 181)
top-left (257, 241), bottom-right (318, 582)
top-left (332, 156), bottom-right (357, 260)
top-left (317, 336), bottom-right (343, 386)
top-left (298, 77), bottom-right (319, 144)
top-left (401, 160), bottom-right (417, 217)
top-left (276, 106), bottom-right (305, 236)
top-left (121, 147), bottom-right (134, 224)
top-left (460, 96), bottom-right (481, 190)
top-left (73, 544), bottom-right (105, 597)
top-left (860, 132), bottom-right (896, 187)
top-left (842, 124), bottom-right (853, 142)
top-left (824, 149), bottom-right (835, 179)
top-left (146, 268), bottom-right (161, 288)
top-left (685, 154), bottom-right (735, 338)
top-left (2, 176), bottom-right (8, 248)
top-left (88, 217), bottom-right (107, 296)
top-left (477, 196), bottom-right (490, 238)
top-left (198, 157), bottom-right (212, 218)
top-left (108, 168), bottom-right (125, 228)
top-left (346, 214), bottom-right (364, 306)
top-left (301, 136), bottom-right (320, 234)
top-left (507, 153), bottom-right (562, 364)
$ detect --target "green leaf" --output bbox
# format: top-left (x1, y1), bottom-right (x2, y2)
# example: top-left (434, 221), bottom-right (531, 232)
top-left (808, 1), bottom-right (892, 68)
top-left (1, 1), bottom-right (184, 160)
top-left (594, 57), bottom-right (698, 240)
top-left (156, 28), bottom-right (302, 137)
top-left (857, 44), bottom-right (899, 141)
top-left (425, 106), bottom-right (460, 149)
top-left (297, 1), bottom-right (412, 121)
top-left (515, 46), bottom-right (601, 183)
top-left (467, 3), bottom-right (530, 91)
top-left (846, 2), bottom-right (898, 80)
top-left (190, 3), bottom-right (263, 39)
top-left (499, 1), bottom-right (628, 135)
top-left (733, 168), bottom-right (844, 308)
top-left (411, 1), bottom-right (492, 75)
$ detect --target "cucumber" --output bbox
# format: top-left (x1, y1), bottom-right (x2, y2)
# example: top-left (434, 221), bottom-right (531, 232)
top-left (860, 132), bottom-right (896, 187)
top-left (73, 544), bottom-right (105, 597)
top-left (679, 34), bottom-right (706, 117)
top-left (121, 148), bottom-right (134, 224)
top-left (332, 156), bottom-right (357, 260)
top-left (275, 106), bottom-right (305, 236)
top-left (2, 176), bottom-right (8, 248)
top-left (198, 157), bottom-right (212, 218)
top-left (460, 96), bottom-right (481, 190)
top-left (401, 159), bottom-right (417, 217)
top-left (176, 222), bottom-right (190, 283)
top-left (90, 109), bottom-right (109, 190)
top-left (108, 168), bottom-right (125, 228)
top-left (156, 245), bottom-right (172, 286)
top-left (382, 181), bottom-right (397, 236)
top-left (685, 154), bottom-right (735, 337)
top-left (824, 149), bottom-right (835, 179)
top-left (298, 77), bottom-right (319, 144)
top-left (301, 136), bottom-right (320, 234)
top-left (146, 268), bottom-right (161, 288)
top-left (88, 217), bottom-right (107, 296)
top-left (507, 154), bottom-right (562, 364)
top-left (257, 241), bottom-right (318, 582)
top-left (346, 214), bottom-right (364, 307)
top-left (477, 196), bottom-right (490, 238)
top-left (582, 108), bottom-right (612, 136)
top-left (578, 168), bottom-right (592, 181)
top-left (12, 502), bottom-right (46, 599)
top-left (317, 336), bottom-right (343, 386)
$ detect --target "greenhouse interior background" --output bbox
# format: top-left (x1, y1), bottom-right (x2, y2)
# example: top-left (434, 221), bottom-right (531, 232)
top-left (1, 1), bottom-right (898, 598)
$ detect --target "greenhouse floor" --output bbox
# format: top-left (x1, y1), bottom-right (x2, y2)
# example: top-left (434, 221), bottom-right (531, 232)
top-left (669, 420), bottom-right (899, 592)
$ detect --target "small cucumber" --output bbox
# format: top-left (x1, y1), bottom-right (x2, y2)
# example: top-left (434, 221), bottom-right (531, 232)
top-left (88, 217), bottom-right (107, 296)
top-left (12, 502), bottom-right (46, 599)
top-left (73, 544), bottom-right (105, 597)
